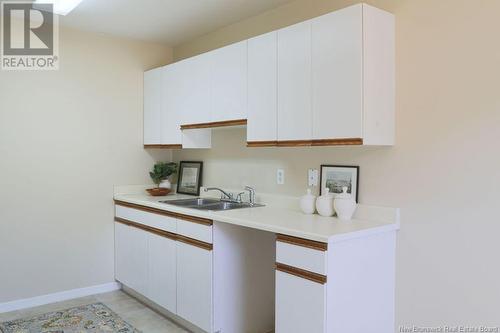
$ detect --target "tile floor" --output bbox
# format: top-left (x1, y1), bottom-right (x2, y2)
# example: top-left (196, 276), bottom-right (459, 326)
top-left (0, 291), bottom-right (188, 333)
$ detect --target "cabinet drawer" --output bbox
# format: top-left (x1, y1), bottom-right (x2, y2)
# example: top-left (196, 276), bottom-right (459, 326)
top-left (276, 235), bottom-right (327, 275)
top-left (177, 218), bottom-right (213, 244)
top-left (115, 204), bottom-right (176, 234)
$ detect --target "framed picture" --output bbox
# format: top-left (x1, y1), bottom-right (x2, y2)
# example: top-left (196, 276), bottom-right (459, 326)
top-left (177, 161), bottom-right (203, 196)
top-left (320, 165), bottom-right (359, 202)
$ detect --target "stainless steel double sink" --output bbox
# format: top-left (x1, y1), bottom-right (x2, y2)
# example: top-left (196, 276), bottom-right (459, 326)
top-left (160, 198), bottom-right (264, 211)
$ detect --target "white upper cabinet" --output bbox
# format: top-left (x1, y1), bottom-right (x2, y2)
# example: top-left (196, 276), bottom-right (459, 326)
top-left (277, 21), bottom-right (312, 142)
top-left (143, 67), bottom-right (162, 145)
top-left (312, 5), bottom-right (363, 141)
top-left (145, 4), bottom-right (394, 147)
top-left (310, 3), bottom-right (395, 145)
top-left (211, 41), bottom-right (248, 123)
top-left (361, 4), bottom-right (395, 145)
top-left (247, 31), bottom-right (277, 143)
top-left (161, 64), bottom-right (182, 146)
top-left (180, 53), bottom-right (212, 125)
top-left (144, 65), bottom-right (182, 147)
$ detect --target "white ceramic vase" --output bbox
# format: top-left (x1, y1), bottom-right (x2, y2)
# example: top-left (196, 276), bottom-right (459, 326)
top-left (333, 186), bottom-right (357, 221)
top-left (300, 189), bottom-right (316, 214)
top-left (160, 179), bottom-right (172, 189)
top-left (316, 188), bottom-right (335, 217)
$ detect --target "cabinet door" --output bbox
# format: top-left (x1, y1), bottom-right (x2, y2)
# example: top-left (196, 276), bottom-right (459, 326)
top-left (211, 41), bottom-right (247, 122)
top-left (247, 31), bottom-right (277, 143)
top-left (143, 67), bottom-right (162, 145)
top-left (115, 223), bottom-right (148, 296)
top-left (275, 271), bottom-right (326, 333)
top-left (277, 21), bottom-right (312, 141)
top-left (176, 242), bottom-right (213, 332)
top-left (161, 64), bottom-right (182, 145)
top-left (312, 5), bottom-right (363, 140)
top-left (181, 54), bottom-right (212, 125)
top-left (147, 233), bottom-right (177, 314)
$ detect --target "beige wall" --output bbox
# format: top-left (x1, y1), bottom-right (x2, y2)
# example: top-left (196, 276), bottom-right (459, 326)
top-left (0, 24), bottom-right (172, 303)
top-left (173, 0), bottom-right (500, 328)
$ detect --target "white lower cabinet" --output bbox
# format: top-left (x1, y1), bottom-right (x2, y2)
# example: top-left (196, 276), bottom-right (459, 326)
top-left (147, 233), bottom-right (177, 314)
top-left (115, 221), bottom-right (213, 332)
top-left (115, 204), bottom-right (396, 333)
top-left (115, 223), bottom-right (148, 296)
top-left (114, 207), bottom-right (275, 333)
top-left (275, 232), bottom-right (397, 333)
top-left (176, 241), bottom-right (213, 332)
top-left (275, 271), bottom-right (326, 333)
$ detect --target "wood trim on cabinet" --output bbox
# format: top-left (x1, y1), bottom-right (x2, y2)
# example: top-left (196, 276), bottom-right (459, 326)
top-left (274, 138), bottom-right (363, 147)
top-left (246, 141), bottom-right (278, 147)
top-left (115, 217), bottom-right (213, 251)
top-left (311, 138), bottom-right (363, 146)
top-left (276, 262), bottom-right (327, 284)
top-left (181, 119), bottom-right (247, 130)
top-left (115, 217), bottom-right (177, 241)
top-left (175, 213), bottom-right (214, 226)
top-left (276, 234), bottom-right (328, 251)
top-left (276, 140), bottom-right (313, 147)
top-left (114, 200), bottom-right (213, 226)
top-left (144, 144), bottom-right (183, 149)
top-left (176, 235), bottom-right (213, 251)
top-left (144, 139), bottom-right (362, 148)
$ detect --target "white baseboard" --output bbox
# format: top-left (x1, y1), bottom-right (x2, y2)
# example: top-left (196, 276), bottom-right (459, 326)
top-left (0, 282), bottom-right (122, 314)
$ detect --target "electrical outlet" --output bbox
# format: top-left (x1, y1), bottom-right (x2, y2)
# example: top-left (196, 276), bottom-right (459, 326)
top-left (308, 169), bottom-right (318, 187)
top-left (277, 169), bottom-right (285, 185)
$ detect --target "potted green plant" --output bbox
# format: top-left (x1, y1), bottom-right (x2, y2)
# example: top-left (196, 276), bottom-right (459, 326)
top-left (147, 162), bottom-right (177, 196)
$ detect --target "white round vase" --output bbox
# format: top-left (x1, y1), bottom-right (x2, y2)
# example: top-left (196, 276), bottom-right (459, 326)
top-left (300, 189), bottom-right (316, 215)
top-left (316, 188), bottom-right (335, 217)
top-left (333, 186), bottom-right (357, 221)
top-left (159, 179), bottom-right (172, 189)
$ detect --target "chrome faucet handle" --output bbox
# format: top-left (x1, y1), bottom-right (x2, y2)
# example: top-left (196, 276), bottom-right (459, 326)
top-left (235, 192), bottom-right (246, 203)
top-left (244, 186), bottom-right (256, 205)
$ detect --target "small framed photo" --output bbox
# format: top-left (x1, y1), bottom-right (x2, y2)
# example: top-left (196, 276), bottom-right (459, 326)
top-left (177, 161), bottom-right (203, 196)
top-left (320, 165), bottom-right (359, 202)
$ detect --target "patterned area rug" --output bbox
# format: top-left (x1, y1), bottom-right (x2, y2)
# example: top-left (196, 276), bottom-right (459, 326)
top-left (0, 302), bottom-right (141, 333)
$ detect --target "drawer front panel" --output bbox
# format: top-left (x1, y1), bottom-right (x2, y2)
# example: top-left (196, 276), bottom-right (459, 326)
top-left (177, 218), bottom-right (213, 244)
top-left (115, 205), bottom-right (177, 234)
top-left (276, 241), bottom-right (327, 275)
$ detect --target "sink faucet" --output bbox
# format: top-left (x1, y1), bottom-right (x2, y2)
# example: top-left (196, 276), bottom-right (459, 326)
top-left (204, 186), bottom-right (257, 205)
top-left (204, 187), bottom-right (234, 201)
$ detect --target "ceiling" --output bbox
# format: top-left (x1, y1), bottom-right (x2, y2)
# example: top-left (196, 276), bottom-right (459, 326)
top-left (58, 0), bottom-right (293, 46)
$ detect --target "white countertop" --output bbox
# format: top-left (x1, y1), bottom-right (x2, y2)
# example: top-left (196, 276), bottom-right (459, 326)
top-left (114, 186), bottom-right (400, 243)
